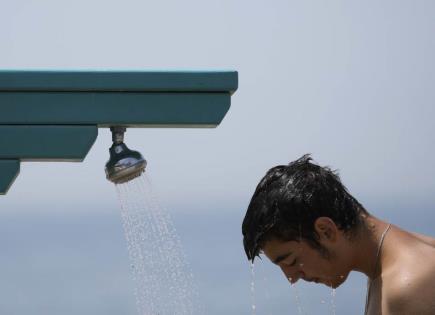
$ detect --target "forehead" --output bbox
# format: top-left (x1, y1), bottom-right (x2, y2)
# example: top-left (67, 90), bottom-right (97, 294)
top-left (262, 238), bottom-right (298, 260)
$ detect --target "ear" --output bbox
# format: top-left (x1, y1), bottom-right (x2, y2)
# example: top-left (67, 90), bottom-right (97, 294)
top-left (314, 217), bottom-right (338, 242)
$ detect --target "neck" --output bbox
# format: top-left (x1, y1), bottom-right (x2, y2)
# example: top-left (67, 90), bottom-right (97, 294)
top-left (349, 215), bottom-right (391, 280)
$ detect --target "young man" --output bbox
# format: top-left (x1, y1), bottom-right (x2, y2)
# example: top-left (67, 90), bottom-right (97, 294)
top-left (242, 155), bottom-right (435, 314)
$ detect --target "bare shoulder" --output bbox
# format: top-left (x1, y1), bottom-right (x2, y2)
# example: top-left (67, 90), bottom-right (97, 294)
top-left (382, 241), bottom-right (435, 314)
top-left (411, 231), bottom-right (435, 247)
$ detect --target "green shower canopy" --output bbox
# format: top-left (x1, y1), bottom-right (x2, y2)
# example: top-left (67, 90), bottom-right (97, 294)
top-left (0, 70), bottom-right (238, 194)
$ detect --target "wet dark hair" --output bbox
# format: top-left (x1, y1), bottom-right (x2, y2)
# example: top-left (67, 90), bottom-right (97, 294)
top-left (242, 154), bottom-right (367, 262)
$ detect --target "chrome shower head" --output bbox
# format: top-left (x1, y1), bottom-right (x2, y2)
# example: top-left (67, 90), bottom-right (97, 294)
top-left (105, 127), bottom-right (147, 184)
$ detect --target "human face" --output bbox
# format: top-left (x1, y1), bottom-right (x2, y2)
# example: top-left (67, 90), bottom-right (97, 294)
top-left (262, 238), bottom-right (349, 288)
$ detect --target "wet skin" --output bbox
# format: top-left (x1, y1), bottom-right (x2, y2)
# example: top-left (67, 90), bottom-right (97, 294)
top-left (366, 227), bottom-right (435, 315)
top-left (262, 217), bottom-right (353, 289)
top-left (262, 238), bottom-right (349, 289)
top-left (261, 217), bottom-right (435, 314)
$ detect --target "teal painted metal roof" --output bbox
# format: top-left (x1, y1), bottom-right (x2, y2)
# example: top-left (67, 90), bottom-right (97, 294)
top-left (0, 69), bottom-right (238, 195)
top-left (0, 160), bottom-right (20, 195)
top-left (0, 92), bottom-right (230, 127)
top-left (0, 126), bottom-right (97, 160)
top-left (0, 70), bottom-right (238, 93)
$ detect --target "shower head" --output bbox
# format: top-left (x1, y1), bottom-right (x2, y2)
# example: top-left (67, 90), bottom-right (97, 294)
top-left (105, 127), bottom-right (147, 184)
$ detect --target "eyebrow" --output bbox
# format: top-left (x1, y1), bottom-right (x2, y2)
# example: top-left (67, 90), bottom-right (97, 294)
top-left (273, 252), bottom-right (292, 265)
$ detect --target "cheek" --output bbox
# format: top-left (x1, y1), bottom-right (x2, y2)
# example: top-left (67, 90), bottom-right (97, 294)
top-left (321, 258), bottom-right (349, 282)
top-left (302, 252), bottom-right (338, 275)
top-left (303, 260), bottom-right (330, 276)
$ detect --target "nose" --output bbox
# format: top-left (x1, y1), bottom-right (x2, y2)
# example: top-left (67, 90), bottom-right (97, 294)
top-left (280, 265), bottom-right (302, 284)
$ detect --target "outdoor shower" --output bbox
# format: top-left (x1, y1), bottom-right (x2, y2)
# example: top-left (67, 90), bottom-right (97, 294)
top-left (0, 69), bottom-right (238, 194)
top-left (0, 69), bottom-right (239, 315)
top-left (105, 126), bottom-right (147, 184)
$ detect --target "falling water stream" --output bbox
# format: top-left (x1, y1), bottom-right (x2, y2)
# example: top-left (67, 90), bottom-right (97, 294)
top-left (250, 262), bottom-right (256, 315)
top-left (290, 281), bottom-right (306, 315)
top-left (330, 288), bottom-right (337, 315)
top-left (261, 269), bottom-right (272, 315)
top-left (115, 175), bottom-right (199, 315)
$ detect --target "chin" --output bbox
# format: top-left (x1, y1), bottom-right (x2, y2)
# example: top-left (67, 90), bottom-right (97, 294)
top-left (320, 281), bottom-right (339, 289)
top-left (322, 275), bottom-right (347, 289)
top-left (332, 276), bottom-right (347, 288)
top-left (329, 282), bottom-right (340, 289)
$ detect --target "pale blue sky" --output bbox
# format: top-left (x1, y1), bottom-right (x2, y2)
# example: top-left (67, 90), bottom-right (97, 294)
top-left (1, 0), bottom-right (435, 212)
top-left (0, 1), bottom-right (434, 314)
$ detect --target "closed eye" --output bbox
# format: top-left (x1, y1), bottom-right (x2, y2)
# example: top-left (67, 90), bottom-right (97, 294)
top-left (282, 257), bottom-right (296, 267)
top-left (273, 252), bottom-right (293, 265)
